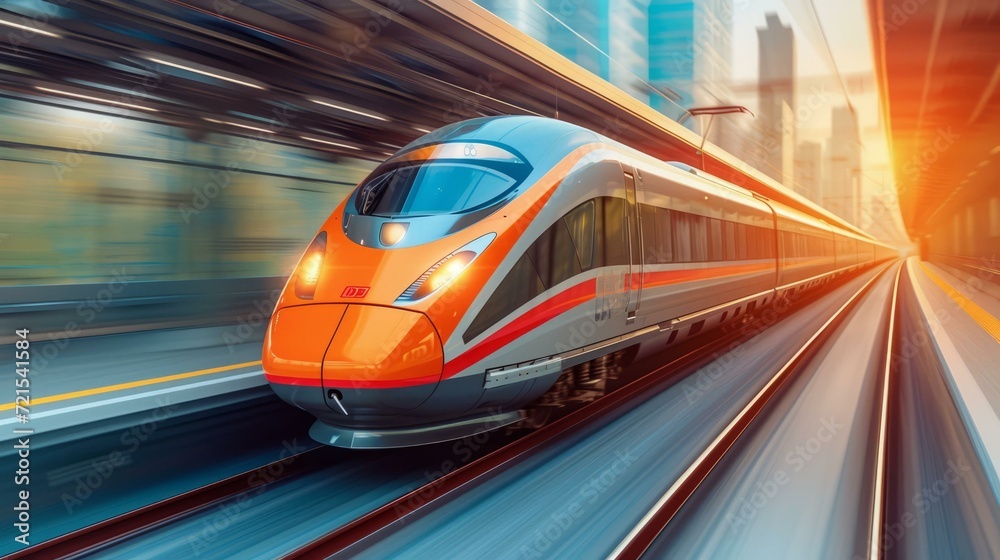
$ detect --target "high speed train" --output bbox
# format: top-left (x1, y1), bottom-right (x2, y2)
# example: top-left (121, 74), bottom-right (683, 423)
top-left (263, 116), bottom-right (895, 448)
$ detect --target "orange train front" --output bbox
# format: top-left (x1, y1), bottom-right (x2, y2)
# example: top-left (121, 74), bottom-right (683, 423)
top-left (263, 116), bottom-right (894, 448)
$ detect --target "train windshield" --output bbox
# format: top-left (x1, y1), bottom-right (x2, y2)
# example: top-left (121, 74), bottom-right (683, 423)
top-left (355, 142), bottom-right (531, 217)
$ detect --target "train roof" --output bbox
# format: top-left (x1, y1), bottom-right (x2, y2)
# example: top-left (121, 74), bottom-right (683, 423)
top-left (402, 116), bottom-right (892, 247)
top-left (399, 115), bottom-right (599, 159)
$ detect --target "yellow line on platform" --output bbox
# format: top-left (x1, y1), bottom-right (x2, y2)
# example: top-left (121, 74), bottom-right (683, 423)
top-left (920, 263), bottom-right (1000, 344)
top-left (2, 360), bottom-right (263, 412)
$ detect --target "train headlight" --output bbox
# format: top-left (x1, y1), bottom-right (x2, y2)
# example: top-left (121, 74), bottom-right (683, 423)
top-left (397, 233), bottom-right (495, 303)
top-left (294, 231), bottom-right (327, 300)
top-left (380, 222), bottom-right (408, 246)
top-left (426, 251), bottom-right (475, 293)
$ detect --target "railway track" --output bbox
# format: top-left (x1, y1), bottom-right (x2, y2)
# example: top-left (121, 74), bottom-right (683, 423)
top-left (7, 447), bottom-right (327, 559)
top-left (11, 267), bottom-right (887, 560)
top-left (868, 264), bottom-right (901, 559)
top-left (605, 260), bottom-right (899, 558)
top-left (281, 266), bottom-right (892, 560)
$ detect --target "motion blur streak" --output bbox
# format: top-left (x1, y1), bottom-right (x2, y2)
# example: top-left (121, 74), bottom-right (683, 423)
top-left (0, 97), bottom-right (373, 287)
top-left (0, 361), bottom-right (261, 412)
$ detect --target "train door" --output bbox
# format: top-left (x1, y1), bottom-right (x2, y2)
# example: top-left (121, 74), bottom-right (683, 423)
top-left (623, 168), bottom-right (643, 325)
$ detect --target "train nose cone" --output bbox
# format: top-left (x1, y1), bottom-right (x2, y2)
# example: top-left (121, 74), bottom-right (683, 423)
top-left (322, 305), bottom-right (443, 416)
top-left (264, 304), bottom-right (347, 387)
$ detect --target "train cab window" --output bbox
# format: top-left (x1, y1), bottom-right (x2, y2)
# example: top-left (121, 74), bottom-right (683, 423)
top-left (354, 142), bottom-right (531, 217)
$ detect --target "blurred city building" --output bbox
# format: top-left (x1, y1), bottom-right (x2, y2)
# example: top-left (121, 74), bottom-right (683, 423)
top-left (827, 106), bottom-right (862, 225)
top-left (756, 13), bottom-right (796, 187)
top-left (648, 0), bottom-right (735, 150)
top-left (796, 141), bottom-right (823, 205)
top-left (478, 0), bottom-right (653, 104)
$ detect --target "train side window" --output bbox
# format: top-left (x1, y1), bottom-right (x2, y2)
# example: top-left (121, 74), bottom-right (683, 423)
top-left (564, 200), bottom-right (596, 270)
top-left (690, 214), bottom-right (709, 262)
top-left (736, 223), bottom-right (748, 260)
top-left (639, 204), bottom-right (663, 263)
top-left (785, 232), bottom-right (798, 259)
top-left (655, 206), bottom-right (673, 263)
top-left (464, 253), bottom-right (544, 343)
top-left (725, 222), bottom-right (737, 261)
top-left (463, 196), bottom-right (626, 343)
top-left (760, 227), bottom-right (775, 259)
top-left (602, 197), bottom-right (630, 267)
top-left (709, 218), bottom-right (724, 261)
top-left (640, 204), bottom-right (673, 264)
top-left (527, 216), bottom-right (583, 289)
top-left (640, 204), bottom-right (657, 264)
top-left (672, 211), bottom-right (693, 263)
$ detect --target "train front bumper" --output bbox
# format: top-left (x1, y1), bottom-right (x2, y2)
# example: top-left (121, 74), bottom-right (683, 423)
top-left (263, 303), bottom-right (444, 424)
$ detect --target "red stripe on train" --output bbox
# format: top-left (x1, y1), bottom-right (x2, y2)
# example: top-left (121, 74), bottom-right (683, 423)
top-left (442, 278), bottom-right (597, 378)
